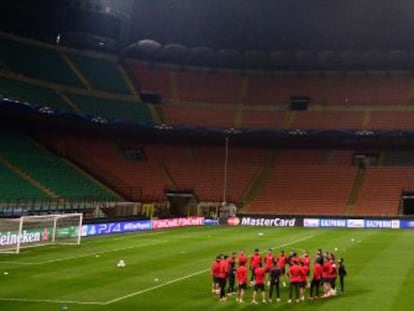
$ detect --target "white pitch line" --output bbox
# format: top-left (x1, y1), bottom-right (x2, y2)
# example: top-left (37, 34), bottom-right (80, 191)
top-left (104, 269), bottom-right (210, 305)
top-left (0, 240), bottom-right (168, 266)
top-left (0, 297), bottom-right (105, 305)
top-left (276, 234), bottom-right (315, 250)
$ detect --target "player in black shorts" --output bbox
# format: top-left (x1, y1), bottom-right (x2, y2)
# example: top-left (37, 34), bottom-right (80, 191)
top-left (338, 258), bottom-right (347, 294)
top-left (227, 252), bottom-right (236, 294)
top-left (268, 259), bottom-right (281, 303)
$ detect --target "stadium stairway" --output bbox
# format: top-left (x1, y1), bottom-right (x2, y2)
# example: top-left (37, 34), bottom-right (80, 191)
top-left (169, 71), bottom-right (179, 102)
top-left (345, 167), bottom-right (366, 215)
top-left (240, 149), bottom-right (278, 211)
top-left (159, 162), bottom-right (178, 190)
top-left (60, 53), bottom-right (93, 90)
top-left (0, 155), bottom-right (58, 199)
top-left (117, 64), bottom-right (140, 98)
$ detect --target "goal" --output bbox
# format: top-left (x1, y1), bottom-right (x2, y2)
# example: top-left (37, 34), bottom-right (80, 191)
top-left (0, 213), bottom-right (83, 254)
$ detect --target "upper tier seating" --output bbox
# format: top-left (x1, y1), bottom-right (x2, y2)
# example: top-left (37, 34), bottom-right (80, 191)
top-left (291, 111), bottom-right (364, 129)
top-left (162, 105), bottom-right (236, 128)
top-left (367, 112), bottom-right (414, 130)
top-left (130, 63), bottom-right (412, 107)
top-left (239, 110), bottom-right (286, 128)
top-left (0, 77), bottom-right (70, 110)
top-left (66, 53), bottom-right (131, 94)
top-left (244, 75), bottom-right (329, 106)
top-left (132, 63), bottom-right (171, 97)
top-left (174, 71), bottom-right (242, 104)
top-left (66, 93), bottom-right (152, 122)
top-left (0, 37), bottom-right (82, 87)
top-left (326, 75), bottom-right (411, 106)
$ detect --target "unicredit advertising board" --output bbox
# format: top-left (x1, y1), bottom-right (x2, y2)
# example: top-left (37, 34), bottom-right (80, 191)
top-left (228, 215), bottom-right (300, 227)
top-left (152, 217), bottom-right (204, 229)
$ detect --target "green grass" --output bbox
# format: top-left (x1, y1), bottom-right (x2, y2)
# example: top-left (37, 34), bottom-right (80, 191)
top-left (0, 226), bottom-right (413, 311)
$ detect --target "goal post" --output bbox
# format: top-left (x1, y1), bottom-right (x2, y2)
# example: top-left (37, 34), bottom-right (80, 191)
top-left (0, 213), bottom-right (83, 254)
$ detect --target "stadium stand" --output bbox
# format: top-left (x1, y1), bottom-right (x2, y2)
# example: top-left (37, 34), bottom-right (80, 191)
top-left (0, 76), bottom-right (71, 111)
top-left (162, 104), bottom-right (237, 128)
top-left (291, 111), bottom-right (365, 129)
top-left (243, 75), bottom-right (330, 106)
top-left (250, 165), bottom-right (357, 215)
top-left (159, 145), bottom-right (267, 202)
top-left (326, 74), bottom-right (411, 106)
top-left (384, 151), bottom-right (414, 166)
top-left (325, 150), bottom-right (354, 165)
top-left (66, 93), bottom-right (151, 122)
top-left (367, 112), bottom-right (414, 129)
top-left (174, 70), bottom-right (242, 104)
top-left (352, 167), bottom-right (414, 216)
top-left (239, 110), bottom-right (286, 129)
top-left (0, 36), bottom-right (82, 87)
top-left (66, 53), bottom-right (131, 94)
top-left (131, 62), bottom-right (172, 98)
top-left (275, 149), bottom-right (325, 165)
top-left (0, 130), bottom-right (115, 201)
top-left (0, 161), bottom-right (47, 201)
top-left (45, 135), bottom-right (171, 201)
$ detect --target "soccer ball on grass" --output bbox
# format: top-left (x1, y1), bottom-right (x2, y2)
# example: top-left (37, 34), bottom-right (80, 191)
top-left (117, 259), bottom-right (126, 268)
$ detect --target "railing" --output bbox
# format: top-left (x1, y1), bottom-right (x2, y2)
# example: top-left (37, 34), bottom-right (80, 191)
top-left (0, 196), bottom-right (119, 218)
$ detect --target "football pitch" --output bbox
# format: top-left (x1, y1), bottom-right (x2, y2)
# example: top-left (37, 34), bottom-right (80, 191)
top-left (0, 226), bottom-right (413, 311)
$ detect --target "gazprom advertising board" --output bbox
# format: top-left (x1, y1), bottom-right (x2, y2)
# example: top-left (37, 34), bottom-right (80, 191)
top-left (303, 218), bottom-right (402, 229)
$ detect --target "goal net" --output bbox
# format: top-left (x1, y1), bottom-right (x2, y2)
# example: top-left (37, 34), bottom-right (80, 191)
top-left (0, 213), bottom-right (83, 254)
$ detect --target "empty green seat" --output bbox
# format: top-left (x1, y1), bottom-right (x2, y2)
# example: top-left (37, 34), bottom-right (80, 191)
top-left (0, 130), bottom-right (116, 201)
top-left (0, 77), bottom-right (70, 110)
top-left (67, 93), bottom-right (152, 122)
top-left (67, 53), bottom-right (130, 94)
top-left (0, 37), bottom-right (82, 87)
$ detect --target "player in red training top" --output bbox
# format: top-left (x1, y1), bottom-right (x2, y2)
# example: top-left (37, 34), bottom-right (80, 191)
top-left (264, 248), bottom-right (275, 284)
top-left (310, 258), bottom-right (323, 299)
top-left (236, 262), bottom-right (248, 303)
top-left (218, 255), bottom-right (229, 301)
top-left (298, 261), bottom-right (309, 301)
top-left (276, 250), bottom-right (288, 287)
top-left (252, 263), bottom-right (267, 304)
top-left (301, 251), bottom-right (311, 268)
top-left (250, 249), bottom-right (262, 285)
top-left (287, 260), bottom-right (301, 303)
top-left (328, 258), bottom-right (337, 296)
top-left (211, 255), bottom-right (221, 294)
top-left (238, 249), bottom-right (247, 266)
top-left (322, 256), bottom-right (332, 298)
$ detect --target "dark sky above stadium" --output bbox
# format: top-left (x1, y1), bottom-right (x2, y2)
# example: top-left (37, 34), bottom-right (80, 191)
top-left (2, 0), bottom-right (414, 52)
top-left (131, 0), bottom-right (414, 51)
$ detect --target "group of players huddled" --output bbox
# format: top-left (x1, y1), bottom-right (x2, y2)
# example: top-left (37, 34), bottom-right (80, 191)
top-left (211, 248), bottom-right (347, 304)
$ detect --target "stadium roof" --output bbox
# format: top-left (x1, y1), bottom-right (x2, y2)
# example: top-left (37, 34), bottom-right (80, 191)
top-left (2, 0), bottom-right (414, 70)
